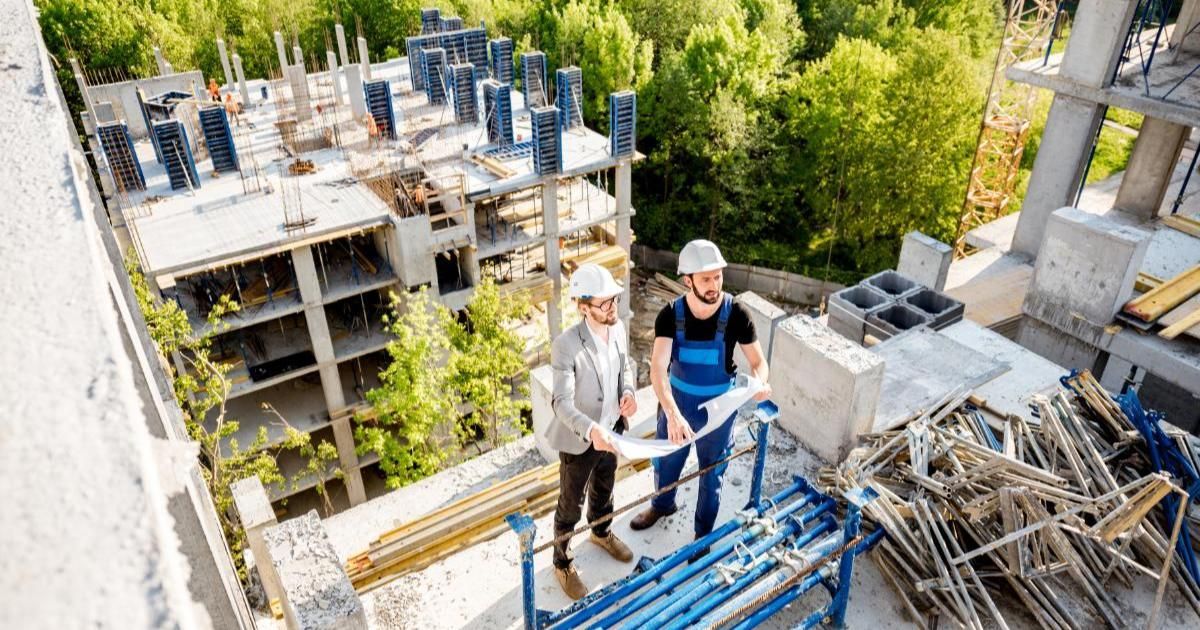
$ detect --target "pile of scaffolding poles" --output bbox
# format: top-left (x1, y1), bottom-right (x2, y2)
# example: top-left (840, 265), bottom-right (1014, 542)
top-left (505, 403), bottom-right (886, 630)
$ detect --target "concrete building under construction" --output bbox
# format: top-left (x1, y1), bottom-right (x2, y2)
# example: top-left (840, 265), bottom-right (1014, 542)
top-left (71, 9), bottom-right (640, 512)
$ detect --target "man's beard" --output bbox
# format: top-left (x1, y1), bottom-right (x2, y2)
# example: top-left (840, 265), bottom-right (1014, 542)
top-left (693, 285), bottom-right (720, 305)
top-left (592, 309), bottom-right (617, 325)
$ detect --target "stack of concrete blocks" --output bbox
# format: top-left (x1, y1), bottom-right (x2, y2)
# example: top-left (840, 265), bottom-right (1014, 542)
top-left (1018, 206), bottom-right (1151, 370)
top-left (262, 510), bottom-right (367, 630)
top-left (770, 315), bottom-right (886, 463)
top-left (828, 267), bottom-right (964, 345)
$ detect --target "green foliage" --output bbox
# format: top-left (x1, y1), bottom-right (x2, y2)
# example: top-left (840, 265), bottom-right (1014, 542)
top-left (124, 252), bottom-right (337, 582)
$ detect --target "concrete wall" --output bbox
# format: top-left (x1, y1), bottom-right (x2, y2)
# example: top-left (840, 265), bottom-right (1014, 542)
top-left (2, 4), bottom-right (251, 626)
top-left (633, 245), bottom-right (842, 306)
top-left (86, 71), bottom-right (205, 138)
top-left (733, 291), bottom-right (789, 376)
top-left (263, 512), bottom-right (366, 630)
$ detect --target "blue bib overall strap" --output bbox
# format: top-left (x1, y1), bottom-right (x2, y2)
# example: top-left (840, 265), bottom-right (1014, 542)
top-left (652, 293), bottom-right (737, 536)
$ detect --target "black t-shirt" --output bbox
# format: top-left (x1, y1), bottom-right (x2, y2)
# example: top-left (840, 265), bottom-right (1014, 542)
top-left (654, 295), bottom-right (757, 375)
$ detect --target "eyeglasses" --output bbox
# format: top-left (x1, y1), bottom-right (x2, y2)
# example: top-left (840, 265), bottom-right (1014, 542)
top-left (585, 295), bottom-right (619, 311)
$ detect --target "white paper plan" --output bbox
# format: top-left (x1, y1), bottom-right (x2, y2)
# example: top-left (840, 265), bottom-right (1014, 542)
top-left (605, 376), bottom-right (766, 460)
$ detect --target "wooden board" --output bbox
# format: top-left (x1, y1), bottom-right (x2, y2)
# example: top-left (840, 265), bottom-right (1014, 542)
top-left (1157, 292), bottom-right (1200, 341)
top-left (1123, 264), bottom-right (1200, 322)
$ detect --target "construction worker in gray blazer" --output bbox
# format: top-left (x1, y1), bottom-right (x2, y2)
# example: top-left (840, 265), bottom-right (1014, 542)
top-left (544, 263), bottom-right (638, 600)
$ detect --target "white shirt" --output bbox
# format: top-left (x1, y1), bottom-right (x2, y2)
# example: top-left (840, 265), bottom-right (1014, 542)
top-left (585, 319), bottom-right (622, 436)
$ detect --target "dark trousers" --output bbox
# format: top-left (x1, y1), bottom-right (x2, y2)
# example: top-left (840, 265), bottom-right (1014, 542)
top-left (553, 420), bottom-right (625, 569)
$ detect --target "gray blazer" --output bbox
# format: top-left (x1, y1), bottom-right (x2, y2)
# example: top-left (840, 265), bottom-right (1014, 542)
top-left (545, 320), bottom-right (636, 455)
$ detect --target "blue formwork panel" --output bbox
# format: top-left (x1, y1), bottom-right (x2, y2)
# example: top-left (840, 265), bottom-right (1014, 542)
top-left (198, 106), bottom-right (239, 173)
top-left (449, 63), bottom-right (478, 125)
top-left (134, 88), bottom-right (163, 164)
top-left (489, 37), bottom-right (514, 83)
top-left (97, 121), bottom-right (146, 191)
top-left (153, 119), bottom-right (200, 191)
top-left (364, 79), bottom-right (397, 140)
top-left (439, 30), bottom-right (467, 65)
top-left (482, 80), bottom-right (514, 146)
top-left (440, 16), bottom-right (463, 32)
top-left (609, 91), bottom-right (637, 157)
top-left (555, 66), bottom-right (583, 130)
top-left (521, 51), bottom-right (548, 108)
top-left (531, 105), bottom-right (562, 176)
top-left (406, 37), bottom-right (432, 91)
top-left (421, 47), bottom-right (448, 105)
top-left (421, 7), bottom-right (441, 34)
top-left (465, 29), bottom-right (489, 75)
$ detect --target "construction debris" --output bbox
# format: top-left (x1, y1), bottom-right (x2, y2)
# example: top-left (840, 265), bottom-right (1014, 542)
top-left (643, 272), bottom-right (688, 302)
top-left (821, 371), bottom-right (1200, 629)
top-left (288, 159), bottom-right (316, 175)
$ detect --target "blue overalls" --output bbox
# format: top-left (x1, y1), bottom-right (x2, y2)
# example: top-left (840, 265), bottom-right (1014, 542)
top-left (650, 294), bottom-right (737, 537)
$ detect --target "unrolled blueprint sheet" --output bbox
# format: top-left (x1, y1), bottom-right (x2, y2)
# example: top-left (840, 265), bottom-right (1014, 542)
top-left (607, 376), bottom-right (765, 460)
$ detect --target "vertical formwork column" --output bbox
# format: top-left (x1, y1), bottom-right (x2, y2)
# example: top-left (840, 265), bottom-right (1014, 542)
top-left (232, 54), bottom-right (250, 108)
top-left (543, 180), bottom-right (563, 340)
top-left (336, 24), bottom-right (350, 68)
top-left (273, 31), bottom-right (289, 76)
top-left (216, 38), bottom-right (234, 88)
top-left (291, 244), bottom-right (367, 506)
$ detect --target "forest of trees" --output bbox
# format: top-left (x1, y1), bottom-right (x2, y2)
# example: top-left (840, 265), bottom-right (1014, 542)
top-left (39, 0), bottom-right (1009, 278)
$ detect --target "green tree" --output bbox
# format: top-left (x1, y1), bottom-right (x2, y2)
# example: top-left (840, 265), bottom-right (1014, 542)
top-left (359, 287), bottom-right (460, 488)
top-left (448, 277), bottom-right (532, 451)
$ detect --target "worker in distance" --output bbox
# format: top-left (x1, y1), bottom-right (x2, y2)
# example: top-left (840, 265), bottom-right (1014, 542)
top-left (631, 240), bottom-right (772, 555)
top-left (545, 263), bottom-right (638, 599)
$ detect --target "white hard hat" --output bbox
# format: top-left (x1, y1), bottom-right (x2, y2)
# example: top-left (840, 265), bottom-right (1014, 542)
top-left (569, 263), bottom-right (623, 299)
top-left (677, 240), bottom-right (727, 275)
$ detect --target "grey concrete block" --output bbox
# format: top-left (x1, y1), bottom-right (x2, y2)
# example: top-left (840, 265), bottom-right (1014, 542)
top-left (863, 270), bottom-right (920, 299)
top-left (827, 284), bottom-right (891, 345)
top-left (865, 302), bottom-right (933, 341)
top-left (264, 511), bottom-right (367, 630)
top-left (902, 288), bottom-right (964, 329)
top-left (897, 231), bottom-right (952, 290)
top-left (734, 291), bottom-right (788, 374)
top-left (530, 365), bottom-right (556, 463)
top-left (770, 315), bottom-right (885, 463)
top-left (1023, 206), bottom-right (1151, 342)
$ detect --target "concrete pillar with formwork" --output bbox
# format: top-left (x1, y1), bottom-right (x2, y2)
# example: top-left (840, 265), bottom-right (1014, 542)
top-left (262, 511), bottom-right (367, 630)
top-left (292, 45), bottom-right (304, 70)
top-left (544, 180), bottom-right (563, 339)
top-left (615, 161), bottom-right (634, 327)
top-left (1114, 117), bottom-right (1191, 219)
top-left (216, 38), bottom-right (234, 88)
top-left (897, 231), bottom-right (952, 290)
top-left (733, 292), bottom-right (788, 378)
top-left (286, 64), bottom-right (313, 122)
top-left (336, 24), bottom-right (350, 69)
top-left (345, 63), bottom-right (367, 119)
top-left (291, 245), bottom-right (366, 506)
top-left (153, 46), bottom-right (169, 75)
top-left (274, 31), bottom-right (289, 75)
top-left (231, 476), bottom-right (286, 619)
top-left (357, 36), bottom-right (371, 81)
top-left (232, 54), bottom-right (250, 108)
top-left (769, 315), bottom-right (885, 463)
top-left (1011, 0), bottom-right (1140, 258)
top-left (327, 50), bottom-right (344, 105)
top-left (392, 214), bottom-right (437, 287)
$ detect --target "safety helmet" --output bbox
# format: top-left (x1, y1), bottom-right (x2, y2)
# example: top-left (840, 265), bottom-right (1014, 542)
top-left (569, 263), bottom-right (623, 299)
top-left (677, 240), bottom-right (728, 275)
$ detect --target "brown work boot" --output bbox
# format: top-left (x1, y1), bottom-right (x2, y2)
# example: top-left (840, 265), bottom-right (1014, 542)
top-left (554, 564), bottom-right (589, 600)
top-left (590, 532), bottom-right (634, 562)
top-left (630, 505), bottom-right (677, 531)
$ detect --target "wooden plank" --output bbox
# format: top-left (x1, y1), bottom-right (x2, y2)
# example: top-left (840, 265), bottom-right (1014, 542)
top-left (1162, 214), bottom-right (1200, 239)
top-left (1157, 292), bottom-right (1200, 341)
top-left (1135, 271), bottom-right (1164, 293)
top-left (1122, 264), bottom-right (1200, 322)
top-left (1159, 305), bottom-right (1200, 340)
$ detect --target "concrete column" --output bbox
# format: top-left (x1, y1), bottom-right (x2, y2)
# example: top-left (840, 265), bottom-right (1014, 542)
top-left (286, 65), bottom-right (313, 122)
top-left (1011, 95), bottom-right (1107, 257)
top-left (216, 38), bottom-right (234, 88)
top-left (153, 47), bottom-right (169, 75)
top-left (230, 477), bottom-right (285, 616)
top-left (897, 231), bottom-right (952, 290)
top-left (1114, 117), bottom-right (1191, 219)
top-left (357, 36), bottom-right (371, 81)
top-left (345, 64), bottom-right (367, 118)
top-left (336, 24), bottom-right (350, 69)
top-left (232, 53), bottom-right (250, 107)
top-left (770, 316), bottom-right (885, 463)
top-left (614, 161), bottom-right (633, 327)
top-left (291, 246), bottom-right (366, 506)
top-left (262, 512), bottom-right (367, 630)
top-left (1059, 0), bottom-right (1141, 87)
top-left (327, 50), bottom-right (344, 105)
top-left (68, 58), bottom-right (96, 125)
top-left (292, 45), bottom-right (305, 72)
top-left (273, 31), bottom-right (289, 75)
top-left (191, 78), bottom-right (206, 104)
top-left (543, 180), bottom-right (563, 339)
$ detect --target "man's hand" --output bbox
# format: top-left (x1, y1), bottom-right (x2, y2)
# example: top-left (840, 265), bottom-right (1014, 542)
top-left (753, 382), bottom-right (773, 402)
top-left (619, 393), bottom-right (638, 418)
top-left (665, 408), bottom-right (694, 445)
top-left (590, 425), bottom-right (618, 454)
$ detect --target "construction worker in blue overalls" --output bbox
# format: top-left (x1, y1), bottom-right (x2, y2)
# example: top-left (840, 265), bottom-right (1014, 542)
top-left (631, 240), bottom-right (772, 546)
